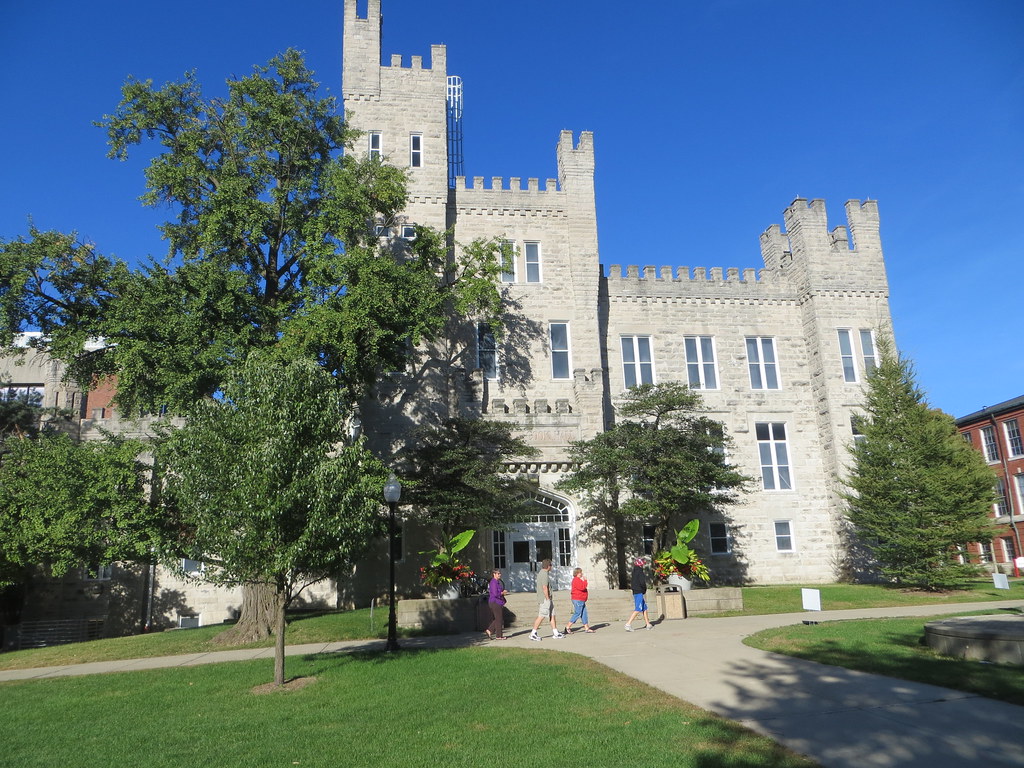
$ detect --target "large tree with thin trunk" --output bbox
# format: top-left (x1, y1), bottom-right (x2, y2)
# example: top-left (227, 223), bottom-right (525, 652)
top-left (160, 355), bottom-right (387, 685)
top-left (842, 342), bottom-right (995, 590)
top-left (558, 383), bottom-right (749, 586)
top-left (0, 50), bottom-right (502, 640)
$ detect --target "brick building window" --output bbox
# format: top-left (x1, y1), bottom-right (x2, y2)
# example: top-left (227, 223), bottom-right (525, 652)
top-left (756, 422), bottom-right (792, 490)
top-left (981, 426), bottom-right (1000, 462)
top-left (837, 328), bottom-right (877, 382)
top-left (621, 336), bottom-right (654, 389)
top-left (994, 477), bottom-right (1008, 517)
top-left (524, 242), bottom-right (542, 283)
top-left (549, 323), bottom-right (571, 379)
top-left (746, 337), bottom-right (779, 390)
top-left (1004, 419), bottom-right (1023, 458)
top-left (684, 336), bottom-right (718, 389)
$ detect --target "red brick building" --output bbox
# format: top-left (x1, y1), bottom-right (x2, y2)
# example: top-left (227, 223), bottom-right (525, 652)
top-left (956, 395), bottom-right (1024, 573)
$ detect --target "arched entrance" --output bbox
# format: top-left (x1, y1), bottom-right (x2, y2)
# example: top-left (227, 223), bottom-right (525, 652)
top-left (493, 493), bottom-right (574, 592)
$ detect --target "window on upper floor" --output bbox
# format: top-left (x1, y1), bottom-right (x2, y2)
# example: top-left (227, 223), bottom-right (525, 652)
top-left (1, 384), bottom-right (44, 406)
top-left (683, 335), bottom-right (718, 390)
top-left (368, 131), bottom-right (382, 160)
top-left (1003, 418), bottom-right (1023, 458)
top-left (756, 422), bottom-right (792, 490)
top-left (410, 133), bottom-right (422, 168)
top-left (477, 323), bottom-right (498, 380)
top-left (373, 224), bottom-right (390, 238)
top-left (549, 322), bottom-right (571, 380)
top-left (746, 337), bottom-right (779, 390)
top-left (774, 520), bottom-right (795, 552)
top-left (851, 415), bottom-right (867, 446)
top-left (401, 225), bottom-right (416, 240)
top-left (995, 477), bottom-right (1008, 517)
top-left (962, 431), bottom-right (973, 445)
top-left (524, 242), bottom-right (542, 283)
top-left (837, 328), bottom-right (877, 383)
top-left (499, 241), bottom-right (516, 283)
top-left (981, 425), bottom-right (1000, 463)
top-left (621, 336), bottom-right (654, 389)
top-left (709, 522), bottom-right (731, 555)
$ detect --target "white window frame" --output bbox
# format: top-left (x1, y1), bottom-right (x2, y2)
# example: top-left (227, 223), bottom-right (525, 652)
top-left (181, 558), bottom-right (205, 574)
top-left (178, 614), bottom-right (201, 629)
top-left (524, 241), bottom-right (542, 283)
top-left (492, 530), bottom-right (507, 569)
top-left (499, 240), bottom-right (516, 283)
top-left (549, 322), bottom-right (571, 380)
top-left (756, 421), bottom-right (793, 490)
top-left (373, 224), bottom-right (390, 238)
top-left (683, 335), bottom-right (718, 390)
top-left (409, 133), bottom-right (422, 168)
top-left (1003, 419), bottom-right (1023, 458)
top-left (851, 415), bottom-right (866, 446)
top-left (477, 322), bottom-right (498, 381)
top-left (401, 225), bottom-right (416, 240)
top-left (1016, 474), bottom-right (1024, 518)
top-left (994, 477), bottom-right (1008, 517)
top-left (838, 328), bottom-right (877, 382)
top-left (709, 522), bottom-right (731, 555)
top-left (860, 329), bottom-right (877, 373)
top-left (837, 329), bottom-right (857, 382)
top-left (981, 425), bottom-right (1000, 463)
top-left (774, 520), bottom-right (795, 552)
top-left (620, 335), bottom-right (654, 389)
top-left (368, 130), bottom-right (382, 160)
top-left (746, 337), bottom-right (780, 390)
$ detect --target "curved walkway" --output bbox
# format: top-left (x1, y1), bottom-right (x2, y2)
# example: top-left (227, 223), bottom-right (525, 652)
top-left (3, 600), bottom-right (1023, 768)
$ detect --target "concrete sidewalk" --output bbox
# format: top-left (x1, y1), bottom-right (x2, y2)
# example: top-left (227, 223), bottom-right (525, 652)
top-left (3, 600), bottom-right (1022, 768)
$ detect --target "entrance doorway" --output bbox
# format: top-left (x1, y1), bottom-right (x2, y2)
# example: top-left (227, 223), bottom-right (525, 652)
top-left (493, 495), bottom-right (573, 592)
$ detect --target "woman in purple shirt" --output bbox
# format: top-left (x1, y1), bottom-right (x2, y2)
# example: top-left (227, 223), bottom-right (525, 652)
top-left (485, 568), bottom-right (509, 640)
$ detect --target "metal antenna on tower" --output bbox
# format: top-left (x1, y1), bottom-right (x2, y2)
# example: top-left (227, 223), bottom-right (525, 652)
top-left (446, 75), bottom-right (464, 188)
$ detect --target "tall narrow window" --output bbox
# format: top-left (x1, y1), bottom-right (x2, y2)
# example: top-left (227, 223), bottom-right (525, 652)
top-left (995, 477), bottom-right (1008, 517)
top-left (368, 131), bottom-right (382, 160)
top-left (756, 422), bottom-right (792, 490)
top-left (746, 337), bottom-right (779, 390)
top-left (709, 522), bottom-right (731, 554)
top-left (492, 530), bottom-right (507, 569)
top-left (621, 336), bottom-right (654, 389)
top-left (837, 329), bottom-right (857, 382)
top-left (409, 134), bottom-right (422, 167)
top-left (557, 527), bottom-right (572, 566)
top-left (851, 415), bottom-right (867, 446)
top-left (1004, 419), bottom-right (1023, 458)
top-left (641, 524), bottom-right (656, 556)
top-left (549, 323), bottom-right (571, 379)
top-left (1003, 536), bottom-right (1018, 564)
top-left (524, 242), bottom-right (542, 283)
top-left (860, 329), bottom-right (877, 373)
top-left (683, 335), bottom-right (718, 389)
top-left (774, 521), bottom-right (795, 552)
top-left (499, 240), bottom-right (516, 283)
top-left (477, 323), bottom-right (498, 380)
top-left (981, 426), bottom-right (1000, 462)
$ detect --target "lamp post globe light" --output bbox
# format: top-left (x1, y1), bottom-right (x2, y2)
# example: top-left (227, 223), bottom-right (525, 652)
top-left (383, 473), bottom-right (402, 651)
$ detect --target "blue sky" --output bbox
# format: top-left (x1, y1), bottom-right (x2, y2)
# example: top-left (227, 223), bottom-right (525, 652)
top-left (2, 0), bottom-right (1021, 417)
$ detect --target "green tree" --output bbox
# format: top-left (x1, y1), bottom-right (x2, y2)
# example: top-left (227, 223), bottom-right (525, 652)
top-left (399, 417), bottom-right (538, 546)
top-left (160, 356), bottom-right (387, 685)
top-left (0, 50), bottom-right (503, 637)
top-left (558, 383), bottom-right (749, 586)
top-left (0, 431), bottom-right (157, 589)
top-left (843, 344), bottom-right (995, 590)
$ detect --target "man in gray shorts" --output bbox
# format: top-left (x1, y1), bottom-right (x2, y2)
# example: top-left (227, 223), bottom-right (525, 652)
top-left (529, 559), bottom-right (564, 641)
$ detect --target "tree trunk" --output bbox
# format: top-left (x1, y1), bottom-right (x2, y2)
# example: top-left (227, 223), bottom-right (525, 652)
top-left (273, 589), bottom-right (287, 686)
top-left (212, 582), bottom-right (277, 645)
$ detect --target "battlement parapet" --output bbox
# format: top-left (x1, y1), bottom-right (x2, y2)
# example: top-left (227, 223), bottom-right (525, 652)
top-left (454, 176), bottom-right (561, 193)
top-left (603, 262), bottom-right (797, 301)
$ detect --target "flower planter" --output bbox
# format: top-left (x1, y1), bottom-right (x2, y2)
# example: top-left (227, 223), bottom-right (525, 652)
top-left (667, 574), bottom-right (693, 591)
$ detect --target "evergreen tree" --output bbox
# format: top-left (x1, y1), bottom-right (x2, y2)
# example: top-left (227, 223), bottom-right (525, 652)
top-left (843, 343), bottom-right (995, 590)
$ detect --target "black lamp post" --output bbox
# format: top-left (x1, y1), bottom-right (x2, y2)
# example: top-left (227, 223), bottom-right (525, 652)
top-left (382, 473), bottom-right (402, 652)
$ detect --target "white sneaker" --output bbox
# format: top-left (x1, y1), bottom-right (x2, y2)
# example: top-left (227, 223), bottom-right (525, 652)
top-left (624, 624), bottom-right (634, 632)
top-left (529, 633), bottom-right (541, 642)
top-left (552, 631), bottom-right (565, 639)
top-left (644, 624), bottom-right (654, 630)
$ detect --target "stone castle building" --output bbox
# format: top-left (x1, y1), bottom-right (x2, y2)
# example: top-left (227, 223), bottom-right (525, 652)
top-left (2, 0), bottom-right (893, 637)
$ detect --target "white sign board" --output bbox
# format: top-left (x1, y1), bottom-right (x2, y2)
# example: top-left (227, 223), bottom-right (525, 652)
top-left (993, 573), bottom-right (1010, 590)
top-left (1015, 557), bottom-right (1024, 569)
top-left (801, 588), bottom-right (822, 611)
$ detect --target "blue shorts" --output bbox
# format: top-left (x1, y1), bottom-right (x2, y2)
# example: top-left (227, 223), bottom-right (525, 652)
top-left (633, 594), bottom-right (647, 612)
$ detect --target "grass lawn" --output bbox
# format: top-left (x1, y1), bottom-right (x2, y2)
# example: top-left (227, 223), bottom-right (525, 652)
top-left (743, 609), bottom-right (1024, 706)
top-left (0, 608), bottom-right (427, 671)
top-left (0, 648), bottom-right (816, 768)
top-left (702, 578), bottom-right (1024, 617)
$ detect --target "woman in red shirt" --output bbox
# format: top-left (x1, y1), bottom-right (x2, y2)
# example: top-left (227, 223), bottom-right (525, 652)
top-left (565, 567), bottom-right (595, 634)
